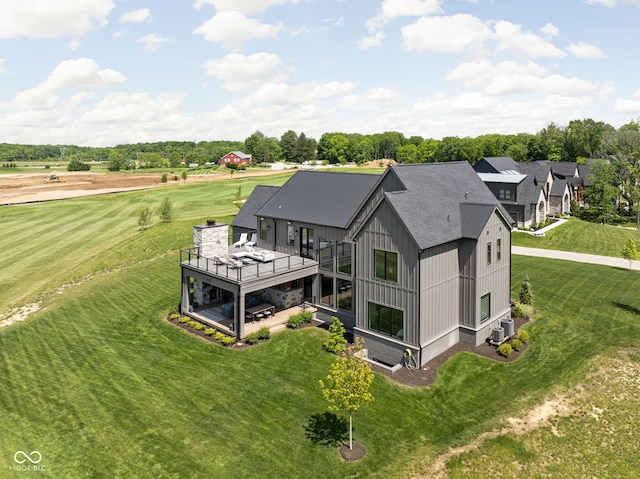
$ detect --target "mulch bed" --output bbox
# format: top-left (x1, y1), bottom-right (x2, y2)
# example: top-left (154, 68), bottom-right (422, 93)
top-left (339, 442), bottom-right (367, 462)
top-left (370, 316), bottom-right (530, 388)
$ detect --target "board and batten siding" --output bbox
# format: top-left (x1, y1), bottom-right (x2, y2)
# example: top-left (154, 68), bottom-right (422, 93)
top-left (355, 200), bottom-right (419, 346)
top-left (474, 211), bottom-right (511, 328)
top-left (418, 241), bottom-right (460, 344)
top-left (258, 218), bottom-right (349, 257)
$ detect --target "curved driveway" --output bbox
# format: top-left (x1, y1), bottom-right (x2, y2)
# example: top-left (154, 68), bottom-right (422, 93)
top-left (512, 246), bottom-right (640, 271)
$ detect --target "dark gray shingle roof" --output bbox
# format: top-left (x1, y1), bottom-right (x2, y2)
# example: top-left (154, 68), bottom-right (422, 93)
top-left (256, 170), bottom-right (379, 228)
top-left (475, 157), bottom-right (519, 173)
top-left (383, 162), bottom-right (512, 250)
top-left (231, 185), bottom-right (280, 229)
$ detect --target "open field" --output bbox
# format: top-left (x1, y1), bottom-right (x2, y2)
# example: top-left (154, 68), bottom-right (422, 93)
top-left (2, 179), bottom-right (640, 477)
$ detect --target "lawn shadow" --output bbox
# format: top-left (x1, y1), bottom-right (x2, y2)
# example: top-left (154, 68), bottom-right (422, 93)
top-left (612, 301), bottom-right (640, 316)
top-left (304, 412), bottom-right (348, 447)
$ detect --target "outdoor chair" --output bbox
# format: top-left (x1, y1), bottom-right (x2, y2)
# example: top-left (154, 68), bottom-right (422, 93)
top-left (245, 233), bottom-right (258, 249)
top-left (232, 233), bottom-right (248, 248)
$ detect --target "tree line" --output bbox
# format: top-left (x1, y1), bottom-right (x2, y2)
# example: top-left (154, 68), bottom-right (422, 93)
top-left (1, 118), bottom-right (639, 169)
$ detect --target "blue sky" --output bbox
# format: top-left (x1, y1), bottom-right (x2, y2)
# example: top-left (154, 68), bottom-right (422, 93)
top-left (1, 0), bottom-right (639, 147)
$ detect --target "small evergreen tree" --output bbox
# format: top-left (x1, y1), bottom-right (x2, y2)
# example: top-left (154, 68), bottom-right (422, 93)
top-left (181, 170), bottom-right (188, 182)
top-left (158, 197), bottom-right (173, 222)
top-left (519, 274), bottom-right (533, 305)
top-left (319, 338), bottom-right (374, 451)
top-left (161, 173), bottom-right (168, 183)
top-left (622, 238), bottom-right (640, 270)
top-left (137, 207), bottom-right (152, 230)
top-left (323, 317), bottom-right (347, 354)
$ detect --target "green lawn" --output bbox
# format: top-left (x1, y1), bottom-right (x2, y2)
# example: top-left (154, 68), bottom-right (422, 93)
top-left (2, 182), bottom-right (640, 477)
top-left (512, 217), bottom-right (640, 258)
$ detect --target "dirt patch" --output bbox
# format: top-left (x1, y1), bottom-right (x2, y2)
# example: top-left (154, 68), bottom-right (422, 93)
top-left (0, 303), bottom-right (40, 328)
top-left (0, 169), bottom-right (288, 205)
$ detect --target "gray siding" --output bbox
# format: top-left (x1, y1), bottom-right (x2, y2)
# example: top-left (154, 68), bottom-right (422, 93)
top-left (474, 212), bottom-right (511, 329)
top-left (419, 242), bottom-right (460, 344)
top-left (458, 239), bottom-right (477, 327)
top-left (355, 200), bottom-right (419, 346)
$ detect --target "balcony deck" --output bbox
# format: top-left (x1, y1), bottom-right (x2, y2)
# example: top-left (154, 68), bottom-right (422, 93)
top-left (180, 246), bottom-right (318, 285)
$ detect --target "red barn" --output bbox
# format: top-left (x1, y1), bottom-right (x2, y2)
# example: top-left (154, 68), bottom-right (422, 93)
top-left (220, 151), bottom-right (252, 166)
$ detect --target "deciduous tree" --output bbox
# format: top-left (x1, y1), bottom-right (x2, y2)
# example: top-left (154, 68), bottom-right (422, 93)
top-left (319, 338), bottom-right (374, 450)
top-left (623, 239), bottom-right (639, 270)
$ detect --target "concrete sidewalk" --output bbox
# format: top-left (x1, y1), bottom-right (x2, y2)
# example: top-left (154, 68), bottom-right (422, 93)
top-left (512, 246), bottom-right (640, 271)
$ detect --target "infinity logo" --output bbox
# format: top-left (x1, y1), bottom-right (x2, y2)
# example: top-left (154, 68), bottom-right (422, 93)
top-left (14, 451), bottom-right (42, 464)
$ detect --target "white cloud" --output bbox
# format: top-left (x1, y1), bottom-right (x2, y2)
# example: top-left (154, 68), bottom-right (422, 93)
top-left (4, 88), bottom-right (60, 111)
top-left (138, 33), bottom-right (170, 52)
top-left (0, 59), bottom-right (5, 75)
top-left (202, 52), bottom-right (294, 91)
top-left (233, 81), bottom-right (358, 107)
top-left (586, 0), bottom-right (640, 6)
top-left (341, 87), bottom-right (402, 108)
top-left (540, 22), bottom-right (559, 38)
top-left (494, 20), bottom-right (567, 59)
top-left (486, 74), bottom-right (599, 95)
top-left (66, 39), bottom-right (80, 51)
top-left (447, 60), bottom-right (548, 87)
top-left (119, 8), bottom-right (151, 23)
top-left (357, 31), bottom-right (385, 49)
top-left (614, 97), bottom-right (640, 113)
top-left (566, 41), bottom-right (606, 59)
top-left (193, 11), bottom-right (283, 50)
top-left (41, 58), bottom-right (126, 91)
top-left (193, 0), bottom-right (311, 15)
top-left (366, 0), bottom-right (443, 32)
top-left (402, 14), bottom-right (494, 53)
top-left (0, 0), bottom-right (114, 39)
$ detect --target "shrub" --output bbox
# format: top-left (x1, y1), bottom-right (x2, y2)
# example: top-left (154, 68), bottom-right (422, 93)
top-left (161, 173), bottom-right (168, 183)
top-left (513, 303), bottom-right (534, 319)
top-left (220, 336), bottom-right (235, 346)
top-left (519, 274), bottom-right (533, 305)
top-left (498, 343), bottom-right (513, 357)
top-left (287, 310), bottom-right (313, 329)
top-left (512, 338), bottom-right (523, 351)
top-left (158, 197), bottom-right (173, 222)
top-left (215, 332), bottom-right (225, 341)
top-left (169, 312), bottom-right (180, 320)
top-left (193, 323), bottom-right (205, 331)
top-left (204, 328), bottom-right (215, 336)
top-left (516, 329), bottom-right (530, 343)
top-left (245, 332), bottom-right (260, 344)
top-left (187, 321), bottom-right (199, 328)
top-left (178, 316), bottom-right (190, 323)
top-left (323, 316), bottom-right (347, 354)
top-left (257, 327), bottom-right (271, 340)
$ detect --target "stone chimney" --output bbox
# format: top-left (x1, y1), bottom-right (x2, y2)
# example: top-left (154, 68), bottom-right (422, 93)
top-left (193, 220), bottom-right (228, 258)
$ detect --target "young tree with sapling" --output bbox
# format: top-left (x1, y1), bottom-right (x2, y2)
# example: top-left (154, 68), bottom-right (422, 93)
top-left (622, 238), bottom-right (640, 270)
top-left (158, 197), bottom-right (173, 222)
top-left (137, 207), bottom-right (152, 230)
top-left (319, 338), bottom-right (374, 451)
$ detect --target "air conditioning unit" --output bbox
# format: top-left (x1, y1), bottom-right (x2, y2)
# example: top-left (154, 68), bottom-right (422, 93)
top-left (492, 326), bottom-right (505, 343)
top-left (500, 318), bottom-right (514, 337)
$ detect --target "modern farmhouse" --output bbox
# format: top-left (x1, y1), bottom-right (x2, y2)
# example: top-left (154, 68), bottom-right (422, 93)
top-left (179, 162), bottom-right (514, 368)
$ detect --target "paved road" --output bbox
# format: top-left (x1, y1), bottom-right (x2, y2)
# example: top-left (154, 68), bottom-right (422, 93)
top-left (512, 246), bottom-right (640, 271)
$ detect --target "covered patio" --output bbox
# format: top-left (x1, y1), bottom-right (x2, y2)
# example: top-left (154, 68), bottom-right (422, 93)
top-left (180, 244), bottom-right (318, 339)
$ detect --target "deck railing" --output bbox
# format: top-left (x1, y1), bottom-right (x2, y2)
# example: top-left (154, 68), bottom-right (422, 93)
top-left (180, 248), bottom-right (316, 281)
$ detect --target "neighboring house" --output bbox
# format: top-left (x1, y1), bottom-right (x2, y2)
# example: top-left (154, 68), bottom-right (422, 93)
top-left (474, 157), bottom-right (587, 227)
top-left (220, 151), bottom-right (252, 166)
top-left (179, 162), bottom-right (513, 369)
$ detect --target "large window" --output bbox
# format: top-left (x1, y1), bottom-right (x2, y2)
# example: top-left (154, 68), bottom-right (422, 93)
top-left (320, 275), bottom-right (333, 307)
top-left (287, 223), bottom-right (295, 246)
top-left (319, 239), bottom-right (333, 271)
top-left (486, 242), bottom-right (492, 265)
top-left (480, 293), bottom-right (491, 323)
top-left (374, 249), bottom-right (397, 282)
top-left (368, 302), bottom-right (403, 339)
top-left (300, 227), bottom-right (314, 258)
top-left (337, 278), bottom-right (352, 312)
top-left (259, 219), bottom-right (267, 241)
top-left (337, 241), bottom-right (352, 275)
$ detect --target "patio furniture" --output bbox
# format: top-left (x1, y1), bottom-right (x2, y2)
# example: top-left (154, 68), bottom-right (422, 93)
top-left (246, 303), bottom-right (276, 322)
top-left (232, 233), bottom-right (248, 248)
top-left (245, 233), bottom-right (258, 249)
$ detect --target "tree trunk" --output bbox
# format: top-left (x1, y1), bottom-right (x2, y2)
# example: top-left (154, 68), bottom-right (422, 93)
top-left (349, 412), bottom-right (353, 450)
